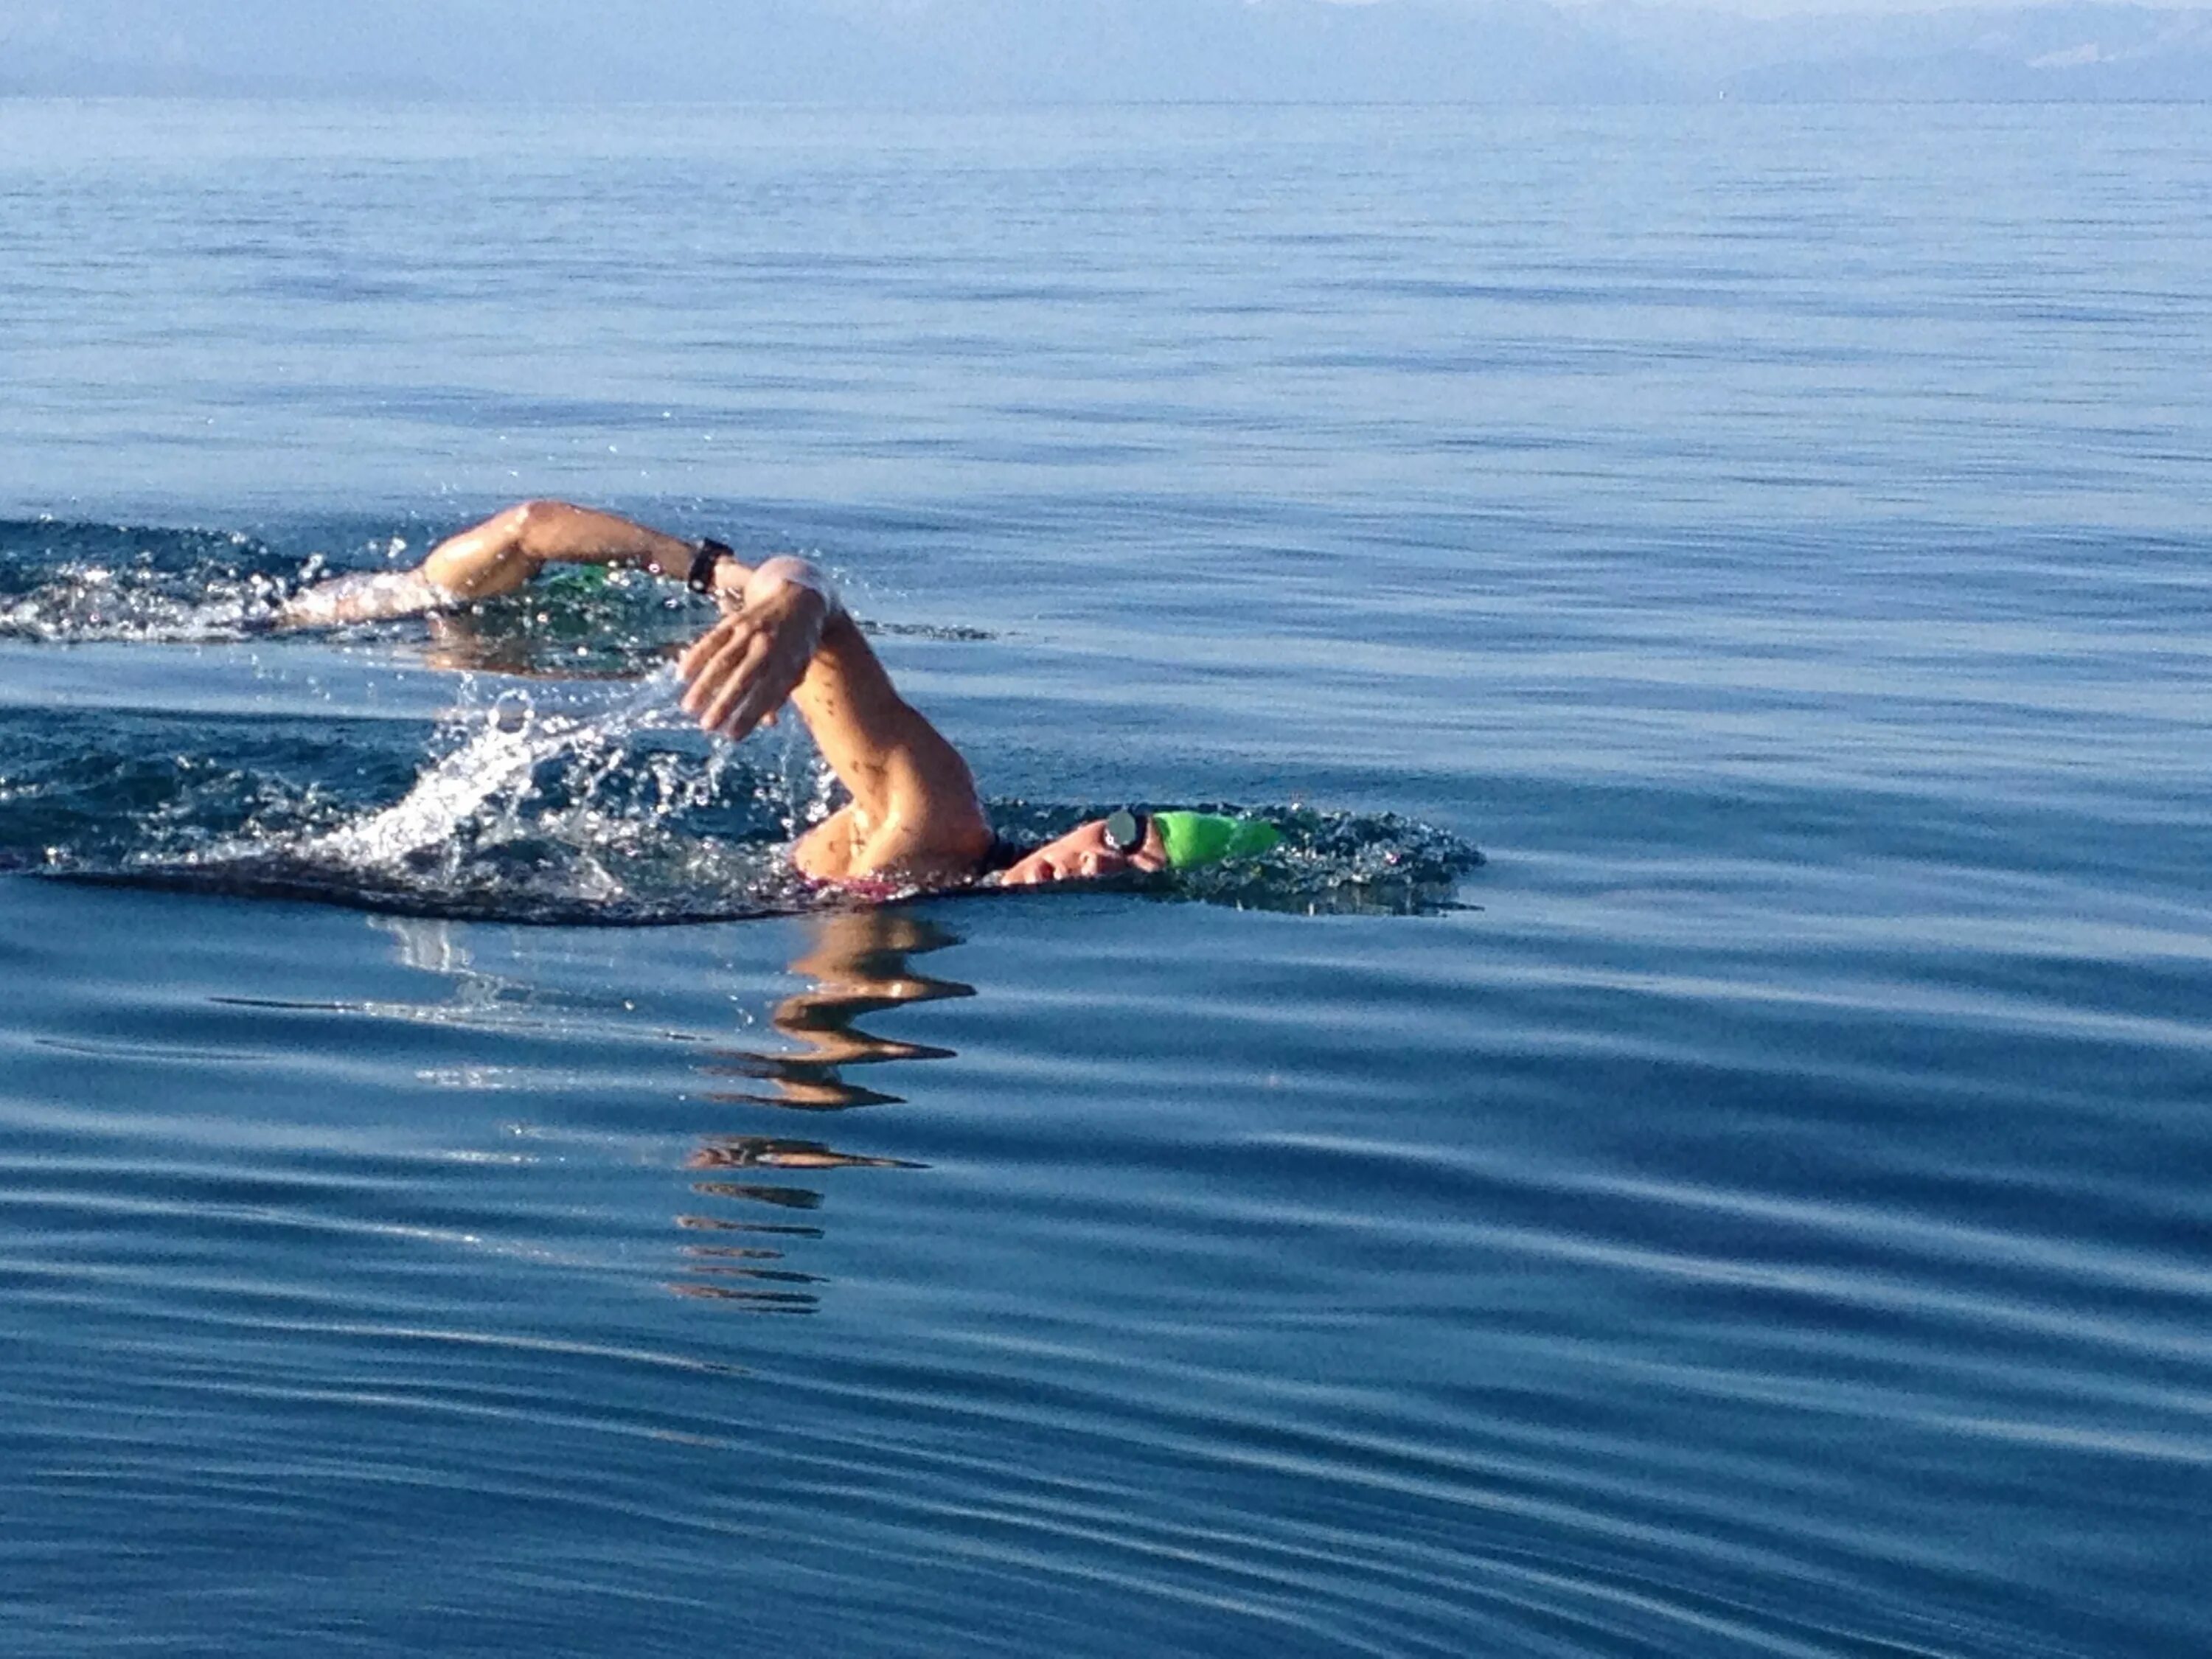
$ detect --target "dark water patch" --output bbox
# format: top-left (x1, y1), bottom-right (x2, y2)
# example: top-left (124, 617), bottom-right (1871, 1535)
top-left (0, 706), bottom-right (427, 866)
top-left (862, 619), bottom-right (1000, 642)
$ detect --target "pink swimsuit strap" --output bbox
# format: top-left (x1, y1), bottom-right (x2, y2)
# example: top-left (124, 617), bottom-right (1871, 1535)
top-left (800, 870), bottom-right (911, 904)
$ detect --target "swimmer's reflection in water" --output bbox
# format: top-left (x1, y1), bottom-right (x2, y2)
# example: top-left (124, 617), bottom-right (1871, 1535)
top-left (417, 606), bottom-right (682, 680)
top-left (282, 499), bottom-right (1279, 897)
top-left (673, 908), bottom-right (972, 1311)
top-left (371, 907), bottom-right (967, 1313)
top-left (696, 908), bottom-right (972, 1113)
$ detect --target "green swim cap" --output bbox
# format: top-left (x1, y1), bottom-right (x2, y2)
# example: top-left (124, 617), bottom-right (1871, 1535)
top-left (539, 564), bottom-right (613, 596)
top-left (1153, 811), bottom-right (1281, 870)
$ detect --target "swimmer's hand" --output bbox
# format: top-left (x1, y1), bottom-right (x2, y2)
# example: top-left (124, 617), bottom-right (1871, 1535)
top-left (676, 559), bottom-right (835, 741)
top-left (274, 568), bottom-right (451, 630)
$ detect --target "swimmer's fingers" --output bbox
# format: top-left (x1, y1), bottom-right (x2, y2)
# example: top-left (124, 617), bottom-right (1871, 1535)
top-left (716, 627), bottom-right (819, 739)
top-left (678, 588), bottom-right (825, 739)
top-left (700, 631), bottom-right (816, 741)
top-left (715, 678), bottom-right (784, 742)
top-left (686, 628), bottom-right (776, 736)
top-left (676, 616), bottom-right (757, 719)
top-left (676, 626), bottom-right (716, 684)
top-left (677, 613), bottom-right (748, 688)
top-left (679, 622), bottom-right (769, 730)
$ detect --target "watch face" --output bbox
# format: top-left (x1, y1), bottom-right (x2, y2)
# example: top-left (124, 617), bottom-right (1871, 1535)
top-left (1104, 809), bottom-right (1144, 855)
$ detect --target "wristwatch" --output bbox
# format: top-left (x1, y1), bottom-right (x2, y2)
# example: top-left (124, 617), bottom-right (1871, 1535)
top-left (1102, 808), bottom-right (1150, 855)
top-left (686, 538), bottom-right (736, 596)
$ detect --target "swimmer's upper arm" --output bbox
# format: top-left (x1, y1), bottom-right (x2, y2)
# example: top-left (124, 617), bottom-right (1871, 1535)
top-left (421, 501), bottom-right (718, 600)
top-left (282, 501), bottom-right (748, 628)
top-left (787, 616), bottom-right (991, 880)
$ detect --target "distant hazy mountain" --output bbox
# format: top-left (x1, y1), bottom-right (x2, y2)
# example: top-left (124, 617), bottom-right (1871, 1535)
top-left (1, 0), bottom-right (2206, 102)
top-left (1652, 2), bottom-right (2212, 100)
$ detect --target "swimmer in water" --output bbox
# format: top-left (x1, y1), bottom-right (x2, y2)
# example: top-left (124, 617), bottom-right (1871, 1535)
top-left (279, 500), bottom-right (1197, 893)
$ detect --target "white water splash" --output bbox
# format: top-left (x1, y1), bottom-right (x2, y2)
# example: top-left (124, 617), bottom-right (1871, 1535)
top-left (307, 668), bottom-right (691, 867)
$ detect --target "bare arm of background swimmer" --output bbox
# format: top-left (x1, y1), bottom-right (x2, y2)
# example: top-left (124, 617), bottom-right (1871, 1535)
top-left (274, 499), bottom-right (742, 626)
top-left (281, 500), bottom-right (988, 883)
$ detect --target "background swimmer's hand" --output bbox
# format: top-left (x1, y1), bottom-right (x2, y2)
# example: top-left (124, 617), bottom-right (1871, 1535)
top-left (274, 568), bottom-right (450, 630)
top-left (676, 571), bottom-right (830, 742)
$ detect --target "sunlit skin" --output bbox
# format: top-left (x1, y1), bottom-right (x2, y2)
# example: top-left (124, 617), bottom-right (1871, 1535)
top-left (279, 500), bottom-right (1154, 893)
top-left (996, 814), bottom-right (1166, 886)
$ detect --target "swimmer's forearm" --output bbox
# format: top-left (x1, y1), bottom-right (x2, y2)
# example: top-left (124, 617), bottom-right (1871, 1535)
top-left (790, 615), bottom-right (988, 833)
top-left (272, 568), bottom-right (448, 630)
top-left (277, 501), bottom-right (755, 628)
top-left (420, 500), bottom-right (752, 601)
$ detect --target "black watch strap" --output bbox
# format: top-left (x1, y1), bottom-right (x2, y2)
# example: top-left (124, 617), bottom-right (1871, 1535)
top-left (687, 538), bottom-right (735, 596)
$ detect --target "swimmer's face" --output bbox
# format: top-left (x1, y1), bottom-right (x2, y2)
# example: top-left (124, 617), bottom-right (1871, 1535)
top-left (998, 815), bottom-right (1168, 887)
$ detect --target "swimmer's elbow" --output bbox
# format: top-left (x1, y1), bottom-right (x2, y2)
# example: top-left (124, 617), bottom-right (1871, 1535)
top-left (882, 788), bottom-right (992, 878)
top-left (938, 811), bottom-right (994, 870)
top-left (509, 499), bottom-right (578, 560)
top-left (900, 761), bottom-right (992, 865)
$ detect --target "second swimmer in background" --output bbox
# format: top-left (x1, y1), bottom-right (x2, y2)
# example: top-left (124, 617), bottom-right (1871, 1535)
top-left (279, 500), bottom-right (1279, 895)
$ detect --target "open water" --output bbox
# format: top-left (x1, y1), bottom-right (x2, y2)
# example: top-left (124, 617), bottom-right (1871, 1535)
top-left (1, 100), bottom-right (2208, 1658)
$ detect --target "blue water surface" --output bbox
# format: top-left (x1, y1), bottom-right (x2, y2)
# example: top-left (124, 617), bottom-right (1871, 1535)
top-left (1, 100), bottom-right (2208, 1658)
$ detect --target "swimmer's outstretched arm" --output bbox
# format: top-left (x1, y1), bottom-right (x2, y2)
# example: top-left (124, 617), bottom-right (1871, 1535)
top-left (275, 500), bottom-right (747, 627)
top-left (280, 497), bottom-right (989, 883)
